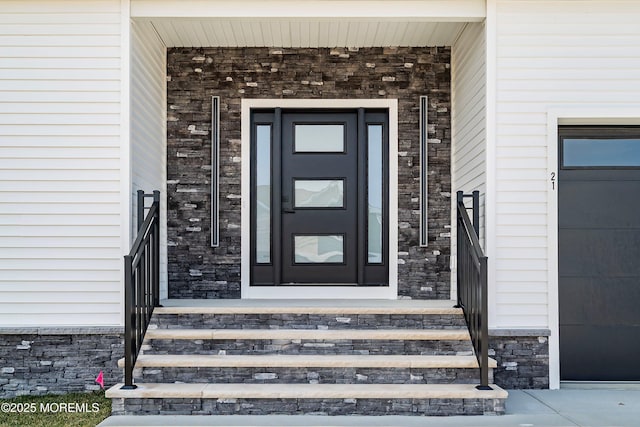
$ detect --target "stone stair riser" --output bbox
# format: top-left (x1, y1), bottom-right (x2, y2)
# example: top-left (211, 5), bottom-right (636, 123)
top-left (112, 397), bottom-right (505, 416)
top-left (151, 314), bottom-right (467, 330)
top-left (143, 339), bottom-right (474, 356)
top-left (136, 366), bottom-right (491, 384)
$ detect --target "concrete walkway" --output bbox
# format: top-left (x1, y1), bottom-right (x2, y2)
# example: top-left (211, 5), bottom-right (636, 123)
top-left (99, 388), bottom-right (640, 427)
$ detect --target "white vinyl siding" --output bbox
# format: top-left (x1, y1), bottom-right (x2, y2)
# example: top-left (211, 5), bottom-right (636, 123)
top-left (452, 22), bottom-right (487, 243)
top-left (451, 22), bottom-right (486, 298)
top-left (495, 0), bottom-right (640, 327)
top-left (0, 0), bottom-right (123, 326)
top-left (130, 20), bottom-right (168, 298)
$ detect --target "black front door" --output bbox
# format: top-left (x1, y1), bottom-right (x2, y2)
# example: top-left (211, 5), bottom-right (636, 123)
top-left (281, 112), bottom-right (358, 283)
top-left (251, 109), bottom-right (388, 287)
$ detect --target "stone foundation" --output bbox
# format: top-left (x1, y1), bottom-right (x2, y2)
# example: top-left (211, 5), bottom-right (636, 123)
top-left (489, 330), bottom-right (550, 389)
top-left (0, 328), bottom-right (123, 398)
top-left (112, 397), bottom-right (505, 416)
top-left (167, 46), bottom-right (452, 300)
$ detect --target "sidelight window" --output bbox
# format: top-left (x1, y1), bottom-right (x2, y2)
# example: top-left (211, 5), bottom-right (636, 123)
top-left (255, 124), bottom-right (272, 264)
top-left (367, 124), bottom-right (383, 264)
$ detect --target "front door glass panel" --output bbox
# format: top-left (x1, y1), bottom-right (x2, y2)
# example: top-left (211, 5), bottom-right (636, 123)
top-left (294, 124), bottom-right (345, 152)
top-left (294, 179), bottom-right (344, 208)
top-left (294, 235), bottom-right (345, 264)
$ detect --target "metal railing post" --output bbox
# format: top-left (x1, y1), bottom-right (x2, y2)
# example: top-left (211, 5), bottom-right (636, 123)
top-left (137, 190), bottom-right (145, 232)
top-left (455, 191), bottom-right (464, 309)
top-left (122, 255), bottom-right (136, 389)
top-left (456, 191), bottom-right (492, 390)
top-left (121, 190), bottom-right (160, 390)
top-left (472, 190), bottom-right (480, 238)
top-left (478, 256), bottom-right (491, 390)
top-left (152, 191), bottom-right (161, 308)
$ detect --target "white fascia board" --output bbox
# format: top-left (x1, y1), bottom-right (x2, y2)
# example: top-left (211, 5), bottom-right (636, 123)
top-left (131, 0), bottom-right (485, 21)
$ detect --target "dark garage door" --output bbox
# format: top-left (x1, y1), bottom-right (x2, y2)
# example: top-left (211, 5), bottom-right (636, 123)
top-left (559, 126), bottom-right (640, 381)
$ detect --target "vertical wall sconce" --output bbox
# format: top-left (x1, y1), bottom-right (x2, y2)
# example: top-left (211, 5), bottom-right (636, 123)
top-left (211, 96), bottom-right (220, 247)
top-left (420, 96), bottom-right (428, 247)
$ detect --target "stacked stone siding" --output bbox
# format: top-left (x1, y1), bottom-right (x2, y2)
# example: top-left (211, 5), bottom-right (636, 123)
top-left (167, 47), bottom-right (452, 299)
top-left (0, 329), bottom-right (123, 398)
top-left (489, 331), bottom-right (550, 389)
top-left (113, 397), bottom-right (505, 416)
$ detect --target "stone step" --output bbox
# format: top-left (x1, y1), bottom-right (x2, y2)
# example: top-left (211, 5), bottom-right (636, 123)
top-left (155, 299), bottom-right (462, 315)
top-left (135, 366), bottom-right (490, 385)
top-left (125, 354), bottom-right (494, 385)
top-left (150, 313), bottom-right (466, 330)
top-left (144, 338), bottom-right (473, 356)
top-left (121, 354), bottom-right (495, 369)
top-left (151, 300), bottom-right (466, 330)
top-left (108, 382), bottom-right (507, 400)
top-left (145, 328), bottom-right (470, 341)
top-left (107, 383), bottom-right (507, 416)
top-left (142, 328), bottom-right (474, 356)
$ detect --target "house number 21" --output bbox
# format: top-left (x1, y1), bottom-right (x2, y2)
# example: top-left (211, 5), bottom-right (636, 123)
top-left (550, 172), bottom-right (556, 190)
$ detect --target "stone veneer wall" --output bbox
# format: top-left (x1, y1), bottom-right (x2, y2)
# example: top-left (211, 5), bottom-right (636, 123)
top-left (167, 47), bottom-right (452, 299)
top-left (0, 329), bottom-right (123, 398)
top-left (489, 331), bottom-right (550, 389)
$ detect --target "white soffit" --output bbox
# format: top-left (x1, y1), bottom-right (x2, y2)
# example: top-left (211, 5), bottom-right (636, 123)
top-left (146, 19), bottom-right (467, 48)
top-left (132, 0), bottom-right (484, 48)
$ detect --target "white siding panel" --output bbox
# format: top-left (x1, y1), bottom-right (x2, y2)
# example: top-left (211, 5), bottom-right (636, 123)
top-left (0, 236), bottom-right (121, 248)
top-left (495, 0), bottom-right (640, 328)
top-left (130, 21), bottom-right (168, 298)
top-left (451, 22), bottom-right (487, 299)
top-left (2, 292), bottom-right (121, 304)
top-left (0, 0), bottom-right (122, 327)
top-left (452, 21), bottom-right (487, 215)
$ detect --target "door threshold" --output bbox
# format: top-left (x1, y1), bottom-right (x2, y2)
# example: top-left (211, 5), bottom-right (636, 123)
top-left (243, 286), bottom-right (394, 299)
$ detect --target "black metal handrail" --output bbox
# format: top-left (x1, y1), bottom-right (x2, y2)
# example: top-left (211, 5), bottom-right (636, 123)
top-left (121, 190), bottom-right (160, 389)
top-left (456, 191), bottom-right (491, 390)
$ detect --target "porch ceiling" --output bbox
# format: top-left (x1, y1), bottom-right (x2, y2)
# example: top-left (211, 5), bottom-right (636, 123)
top-left (143, 19), bottom-right (468, 48)
top-left (132, 0), bottom-right (484, 48)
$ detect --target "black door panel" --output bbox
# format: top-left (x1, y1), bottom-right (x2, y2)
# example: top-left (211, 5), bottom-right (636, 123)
top-left (559, 126), bottom-right (640, 381)
top-left (281, 113), bottom-right (358, 284)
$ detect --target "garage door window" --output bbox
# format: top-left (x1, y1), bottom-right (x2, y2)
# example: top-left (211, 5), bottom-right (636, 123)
top-left (561, 127), bottom-right (640, 168)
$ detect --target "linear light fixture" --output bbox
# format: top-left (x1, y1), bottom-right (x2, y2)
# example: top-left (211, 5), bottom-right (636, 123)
top-left (420, 96), bottom-right (428, 247)
top-left (211, 96), bottom-right (220, 247)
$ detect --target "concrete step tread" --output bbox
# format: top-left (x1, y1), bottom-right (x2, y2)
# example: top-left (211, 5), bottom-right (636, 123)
top-left (106, 382), bottom-right (508, 400)
top-left (156, 299), bottom-right (462, 315)
top-left (117, 354), bottom-right (497, 369)
top-left (145, 328), bottom-right (470, 341)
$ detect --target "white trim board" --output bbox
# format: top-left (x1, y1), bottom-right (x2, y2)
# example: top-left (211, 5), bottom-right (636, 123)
top-left (546, 106), bottom-right (640, 390)
top-left (131, 0), bottom-right (486, 20)
top-left (119, 0), bottom-right (132, 326)
top-left (241, 99), bottom-right (399, 300)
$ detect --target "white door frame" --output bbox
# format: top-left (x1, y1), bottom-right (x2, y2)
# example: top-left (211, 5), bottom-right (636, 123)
top-left (241, 98), bottom-right (398, 299)
top-left (546, 106), bottom-right (640, 389)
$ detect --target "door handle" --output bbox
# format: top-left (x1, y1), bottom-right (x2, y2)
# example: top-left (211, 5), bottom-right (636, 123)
top-left (282, 196), bottom-right (295, 213)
